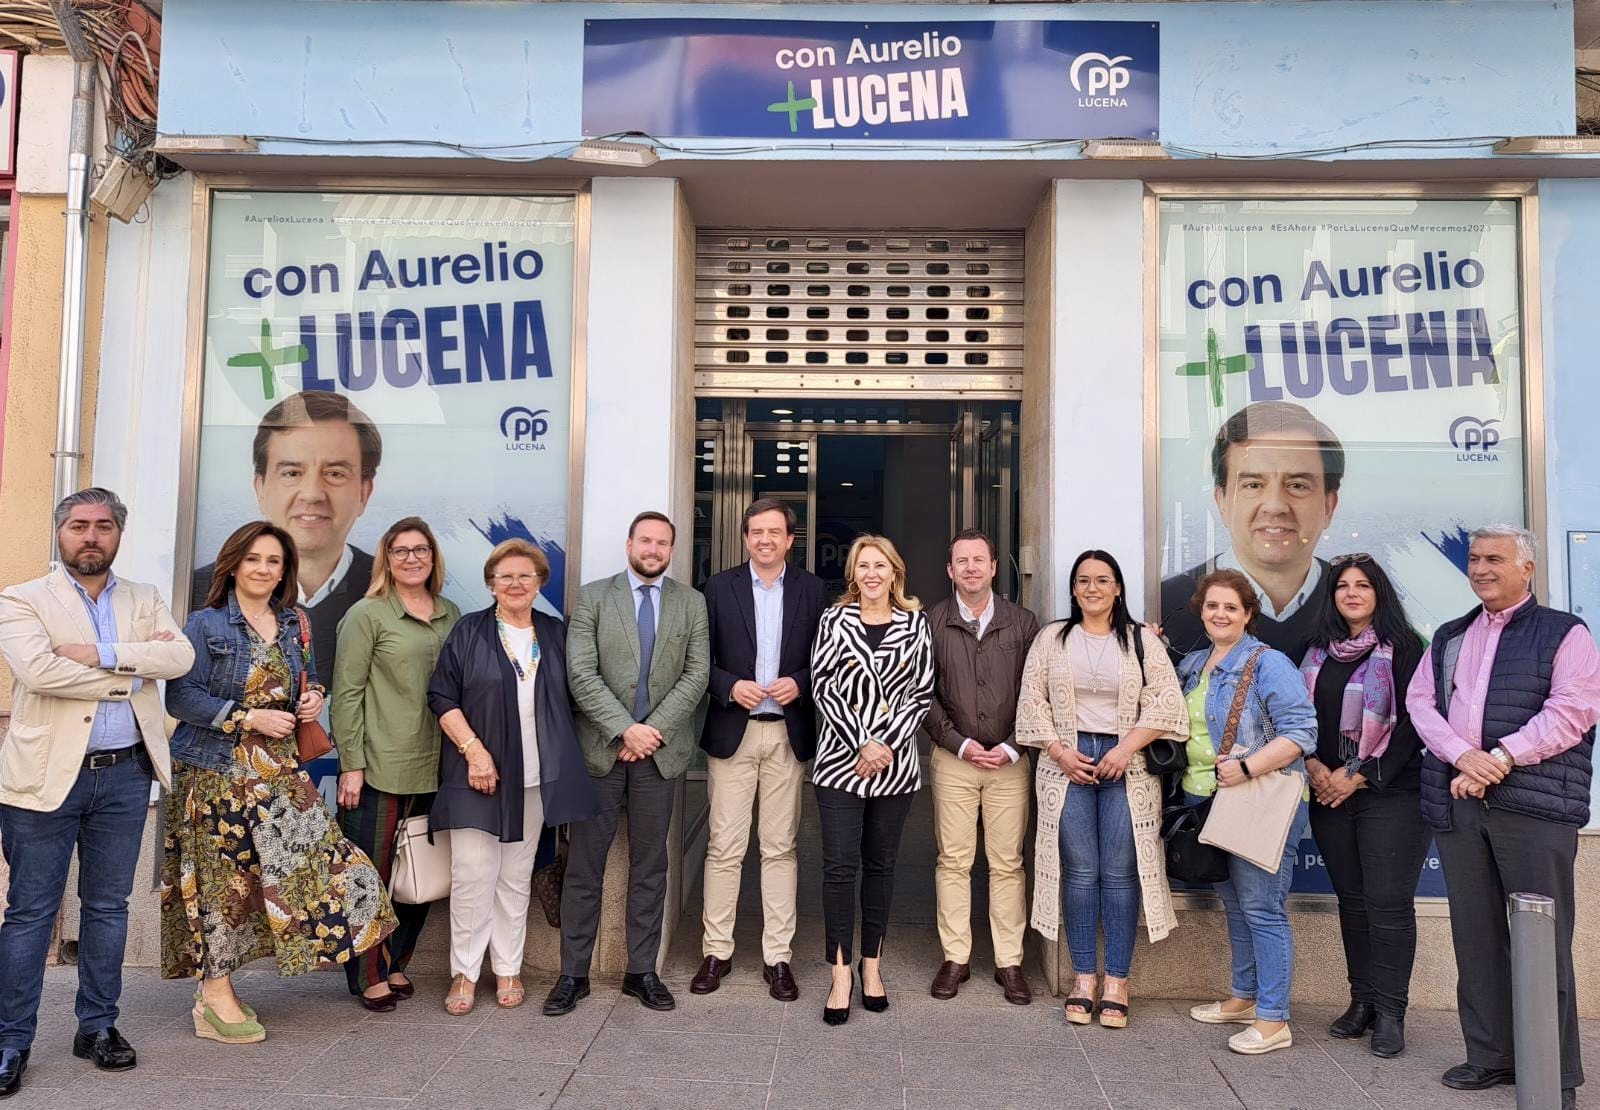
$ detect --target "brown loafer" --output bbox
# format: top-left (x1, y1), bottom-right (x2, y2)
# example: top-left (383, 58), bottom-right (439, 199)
top-left (763, 962), bottom-right (799, 1002)
top-left (930, 960), bottom-right (970, 1000)
top-left (995, 965), bottom-right (1032, 1006)
top-left (690, 955), bottom-right (733, 995)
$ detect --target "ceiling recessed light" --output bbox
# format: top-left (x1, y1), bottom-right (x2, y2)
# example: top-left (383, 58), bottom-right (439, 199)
top-left (840, 481), bottom-right (854, 488)
top-left (771, 407), bottom-right (794, 415)
top-left (753, 473), bottom-right (768, 479)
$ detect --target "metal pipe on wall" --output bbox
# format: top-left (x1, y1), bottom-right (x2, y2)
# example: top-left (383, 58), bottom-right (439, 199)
top-left (49, 1), bottom-right (99, 548)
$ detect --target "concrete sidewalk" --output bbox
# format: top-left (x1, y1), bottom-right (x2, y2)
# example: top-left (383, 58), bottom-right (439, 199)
top-left (5, 961), bottom-right (1588, 1109)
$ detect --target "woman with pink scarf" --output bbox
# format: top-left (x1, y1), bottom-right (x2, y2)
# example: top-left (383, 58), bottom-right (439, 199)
top-left (1301, 554), bottom-right (1427, 1060)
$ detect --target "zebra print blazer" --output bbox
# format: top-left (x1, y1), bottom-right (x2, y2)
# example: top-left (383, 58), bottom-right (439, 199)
top-left (810, 604), bottom-right (936, 798)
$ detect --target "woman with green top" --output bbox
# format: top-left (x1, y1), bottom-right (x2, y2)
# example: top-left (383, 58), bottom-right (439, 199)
top-left (332, 517), bottom-right (460, 1011)
top-left (1176, 569), bottom-right (1317, 1056)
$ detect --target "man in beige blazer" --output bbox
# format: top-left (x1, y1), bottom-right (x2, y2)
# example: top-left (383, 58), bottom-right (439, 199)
top-left (543, 511), bottom-right (709, 1017)
top-left (0, 489), bottom-right (193, 1096)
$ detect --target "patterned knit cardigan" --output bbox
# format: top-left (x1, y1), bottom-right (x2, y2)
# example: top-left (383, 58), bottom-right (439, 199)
top-left (1014, 623), bottom-right (1190, 944)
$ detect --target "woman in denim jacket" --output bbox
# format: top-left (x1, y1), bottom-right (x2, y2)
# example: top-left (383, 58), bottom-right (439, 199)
top-left (1176, 569), bottom-right (1317, 1057)
top-left (162, 521), bottom-right (395, 1045)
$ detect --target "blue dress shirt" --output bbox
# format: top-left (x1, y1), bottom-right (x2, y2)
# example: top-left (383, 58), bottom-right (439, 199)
top-left (69, 572), bottom-right (142, 753)
top-left (750, 564), bottom-right (785, 717)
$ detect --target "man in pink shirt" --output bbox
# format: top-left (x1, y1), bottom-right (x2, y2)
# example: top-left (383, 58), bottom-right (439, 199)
top-left (1406, 525), bottom-right (1600, 1110)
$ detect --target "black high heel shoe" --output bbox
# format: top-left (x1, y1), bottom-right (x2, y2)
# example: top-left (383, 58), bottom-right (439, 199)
top-left (824, 967), bottom-right (853, 1025)
top-left (859, 959), bottom-right (889, 1013)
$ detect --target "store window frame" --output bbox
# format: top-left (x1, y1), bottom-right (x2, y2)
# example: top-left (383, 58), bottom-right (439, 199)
top-left (1141, 181), bottom-right (1548, 910)
top-left (174, 174), bottom-right (592, 618)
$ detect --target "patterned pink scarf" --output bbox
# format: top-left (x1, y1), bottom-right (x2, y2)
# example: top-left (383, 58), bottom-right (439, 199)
top-left (1300, 626), bottom-right (1399, 775)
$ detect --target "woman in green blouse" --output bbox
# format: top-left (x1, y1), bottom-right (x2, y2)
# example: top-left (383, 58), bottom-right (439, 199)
top-left (332, 517), bottom-right (461, 1010)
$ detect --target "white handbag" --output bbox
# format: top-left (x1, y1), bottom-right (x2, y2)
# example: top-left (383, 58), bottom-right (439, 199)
top-left (389, 815), bottom-right (452, 904)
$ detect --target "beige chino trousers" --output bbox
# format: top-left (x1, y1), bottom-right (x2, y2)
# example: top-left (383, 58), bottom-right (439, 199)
top-left (447, 786), bottom-right (544, 980)
top-left (701, 719), bottom-right (803, 965)
top-left (931, 744), bottom-right (1031, 967)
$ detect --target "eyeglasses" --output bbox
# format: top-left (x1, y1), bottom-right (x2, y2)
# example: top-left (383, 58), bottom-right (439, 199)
top-left (1073, 576), bottom-right (1116, 589)
top-left (491, 573), bottom-right (539, 587)
top-left (389, 544), bottom-right (433, 562)
top-left (1329, 553), bottom-right (1374, 567)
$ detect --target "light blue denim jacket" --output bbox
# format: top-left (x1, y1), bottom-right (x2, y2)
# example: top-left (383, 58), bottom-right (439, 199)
top-left (1176, 633), bottom-right (1317, 770)
top-left (165, 591), bottom-right (312, 773)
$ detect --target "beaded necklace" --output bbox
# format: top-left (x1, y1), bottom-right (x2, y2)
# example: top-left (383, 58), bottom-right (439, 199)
top-left (495, 607), bottom-right (541, 681)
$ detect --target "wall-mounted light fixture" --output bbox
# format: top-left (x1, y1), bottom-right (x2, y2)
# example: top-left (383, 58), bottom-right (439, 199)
top-left (1494, 136), bottom-right (1600, 154)
top-left (1081, 139), bottom-right (1169, 160)
top-left (151, 134), bottom-right (259, 154)
top-left (568, 138), bottom-right (660, 168)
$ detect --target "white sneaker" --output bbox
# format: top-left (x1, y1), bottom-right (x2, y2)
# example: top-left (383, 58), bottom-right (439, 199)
top-left (1228, 1025), bottom-right (1293, 1055)
top-left (1190, 1000), bottom-right (1257, 1024)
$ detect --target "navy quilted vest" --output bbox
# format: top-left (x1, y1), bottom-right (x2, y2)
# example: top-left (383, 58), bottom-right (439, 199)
top-left (1419, 601), bottom-right (1594, 831)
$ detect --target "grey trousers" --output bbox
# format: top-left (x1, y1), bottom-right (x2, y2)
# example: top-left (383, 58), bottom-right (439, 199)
top-left (1436, 798), bottom-right (1583, 1089)
top-left (559, 758), bottom-right (678, 977)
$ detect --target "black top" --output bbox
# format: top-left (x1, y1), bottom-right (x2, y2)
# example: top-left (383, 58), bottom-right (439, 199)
top-left (1310, 637), bottom-right (1425, 791)
top-left (863, 622), bottom-right (890, 650)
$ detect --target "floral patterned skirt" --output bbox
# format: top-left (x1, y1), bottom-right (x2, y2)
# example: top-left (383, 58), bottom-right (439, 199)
top-left (159, 730), bottom-right (397, 980)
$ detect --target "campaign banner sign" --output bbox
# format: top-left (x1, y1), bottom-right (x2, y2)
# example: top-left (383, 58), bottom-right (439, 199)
top-left (192, 191), bottom-right (576, 801)
top-left (583, 18), bottom-right (1158, 141)
top-left (1157, 197), bottom-right (1528, 884)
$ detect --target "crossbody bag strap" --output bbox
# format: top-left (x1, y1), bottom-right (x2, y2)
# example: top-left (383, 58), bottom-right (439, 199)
top-left (1217, 645), bottom-right (1270, 758)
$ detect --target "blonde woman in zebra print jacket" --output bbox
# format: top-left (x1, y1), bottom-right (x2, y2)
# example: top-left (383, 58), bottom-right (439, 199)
top-left (810, 534), bottom-right (935, 1026)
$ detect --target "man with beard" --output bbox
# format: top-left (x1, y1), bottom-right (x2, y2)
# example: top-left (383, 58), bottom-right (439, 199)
top-left (544, 512), bottom-right (709, 1016)
top-left (0, 489), bottom-right (194, 1098)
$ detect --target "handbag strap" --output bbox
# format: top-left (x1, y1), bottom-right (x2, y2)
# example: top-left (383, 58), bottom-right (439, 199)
top-left (1217, 645), bottom-right (1270, 758)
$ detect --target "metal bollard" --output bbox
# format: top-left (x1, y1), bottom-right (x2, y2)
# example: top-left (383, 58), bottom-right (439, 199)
top-left (1509, 892), bottom-right (1562, 1110)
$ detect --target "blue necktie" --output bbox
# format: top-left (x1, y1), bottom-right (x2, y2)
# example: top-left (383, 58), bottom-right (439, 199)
top-left (634, 584), bottom-right (656, 720)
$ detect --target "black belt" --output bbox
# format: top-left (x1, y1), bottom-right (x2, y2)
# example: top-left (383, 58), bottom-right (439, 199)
top-left (83, 744), bottom-right (145, 770)
top-left (750, 713), bottom-right (785, 723)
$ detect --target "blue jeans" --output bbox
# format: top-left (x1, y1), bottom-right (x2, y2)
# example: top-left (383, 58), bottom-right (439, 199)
top-left (1059, 732), bottom-right (1137, 979)
top-left (1209, 797), bottom-right (1310, 1022)
top-left (0, 750), bottom-right (153, 1051)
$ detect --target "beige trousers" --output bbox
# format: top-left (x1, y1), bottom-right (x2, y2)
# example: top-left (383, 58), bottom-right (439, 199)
top-left (931, 744), bottom-right (1031, 966)
top-left (701, 719), bottom-right (803, 965)
top-left (448, 786), bottom-right (544, 980)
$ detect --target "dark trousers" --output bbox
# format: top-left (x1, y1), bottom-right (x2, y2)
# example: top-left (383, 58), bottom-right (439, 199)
top-left (560, 758), bottom-right (677, 977)
top-left (339, 785), bottom-right (434, 994)
top-left (1436, 798), bottom-right (1583, 1089)
top-left (815, 784), bottom-right (915, 965)
top-left (0, 752), bottom-right (152, 1051)
top-left (1309, 786), bottom-right (1431, 1016)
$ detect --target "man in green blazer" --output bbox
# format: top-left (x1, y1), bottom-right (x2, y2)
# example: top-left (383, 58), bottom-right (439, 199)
top-left (544, 511), bottom-right (709, 1016)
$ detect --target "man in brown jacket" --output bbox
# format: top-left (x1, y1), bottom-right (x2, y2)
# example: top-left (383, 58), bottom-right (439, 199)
top-left (924, 529), bottom-right (1041, 1004)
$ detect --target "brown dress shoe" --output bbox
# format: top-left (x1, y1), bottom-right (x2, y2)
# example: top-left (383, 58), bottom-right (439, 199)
top-left (763, 962), bottom-right (799, 1002)
top-left (995, 966), bottom-right (1032, 1006)
top-left (930, 960), bottom-right (971, 1000)
top-left (690, 955), bottom-right (733, 995)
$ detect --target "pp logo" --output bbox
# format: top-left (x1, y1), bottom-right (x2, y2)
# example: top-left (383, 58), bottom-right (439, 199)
top-left (1070, 52), bottom-right (1132, 106)
top-left (1449, 415), bottom-right (1501, 462)
top-left (501, 406), bottom-right (550, 452)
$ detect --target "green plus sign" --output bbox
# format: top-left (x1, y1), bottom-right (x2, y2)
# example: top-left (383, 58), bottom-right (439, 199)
top-left (766, 80), bottom-right (817, 134)
top-left (1175, 327), bottom-right (1252, 407)
top-left (226, 319), bottom-right (309, 401)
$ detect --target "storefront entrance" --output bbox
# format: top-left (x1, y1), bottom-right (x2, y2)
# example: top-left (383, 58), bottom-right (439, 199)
top-left (691, 397), bottom-right (1021, 601)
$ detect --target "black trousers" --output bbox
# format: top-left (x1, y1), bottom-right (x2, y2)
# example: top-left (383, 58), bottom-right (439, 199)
top-left (815, 785), bottom-right (914, 965)
top-left (1308, 786), bottom-right (1430, 1016)
top-left (559, 758), bottom-right (678, 977)
top-left (1436, 798), bottom-right (1583, 1089)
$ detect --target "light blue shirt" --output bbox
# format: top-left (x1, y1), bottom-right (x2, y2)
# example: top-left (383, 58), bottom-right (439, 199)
top-left (750, 563), bottom-right (785, 717)
top-left (627, 569), bottom-right (662, 639)
top-left (69, 572), bottom-right (142, 753)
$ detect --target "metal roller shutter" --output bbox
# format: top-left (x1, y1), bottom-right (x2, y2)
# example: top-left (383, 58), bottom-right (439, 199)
top-left (694, 230), bottom-right (1023, 397)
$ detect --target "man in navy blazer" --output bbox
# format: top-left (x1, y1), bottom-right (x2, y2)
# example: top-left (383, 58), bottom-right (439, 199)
top-left (690, 498), bottom-right (826, 1002)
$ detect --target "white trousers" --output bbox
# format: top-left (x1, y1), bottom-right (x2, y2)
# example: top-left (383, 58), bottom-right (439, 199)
top-left (448, 786), bottom-right (544, 980)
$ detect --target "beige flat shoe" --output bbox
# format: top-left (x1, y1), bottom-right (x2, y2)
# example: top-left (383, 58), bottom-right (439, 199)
top-left (444, 974), bottom-right (477, 1016)
top-left (1229, 1024), bottom-right (1293, 1054)
top-left (1190, 1000), bottom-right (1257, 1024)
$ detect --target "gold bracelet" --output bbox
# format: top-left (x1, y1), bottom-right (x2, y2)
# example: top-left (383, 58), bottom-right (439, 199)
top-left (458, 736), bottom-right (480, 756)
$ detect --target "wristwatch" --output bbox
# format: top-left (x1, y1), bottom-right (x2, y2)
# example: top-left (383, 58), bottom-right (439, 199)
top-left (1491, 746), bottom-right (1514, 770)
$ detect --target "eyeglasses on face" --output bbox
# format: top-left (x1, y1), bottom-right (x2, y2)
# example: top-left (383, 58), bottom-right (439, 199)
top-left (492, 573), bottom-right (538, 586)
top-left (1329, 553), bottom-right (1374, 567)
top-left (389, 544), bottom-right (433, 561)
top-left (1074, 576), bottom-right (1116, 589)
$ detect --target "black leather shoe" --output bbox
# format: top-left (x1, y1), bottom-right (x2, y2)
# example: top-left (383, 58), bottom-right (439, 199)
top-left (72, 1027), bottom-right (136, 1071)
top-left (690, 956), bottom-right (732, 995)
top-left (1370, 1013), bottom-right (1405, 1058)
top-left (763, 962), bottom-right (799, 1002)
top-left (621, 971), bottom-right (676, 1012)
top-left (1329, 1000), bottom-right (1376, 1039)
top-left (0, 1049), bottom-right (27, 1099)
top-left (1442, 1063), bottom-right (1516, 1090)
top-left (541, 975), bottom-right (590, 1016)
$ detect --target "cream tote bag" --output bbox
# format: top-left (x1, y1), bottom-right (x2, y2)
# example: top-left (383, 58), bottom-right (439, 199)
top-left (389, 815), bottom-right (452, 904)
